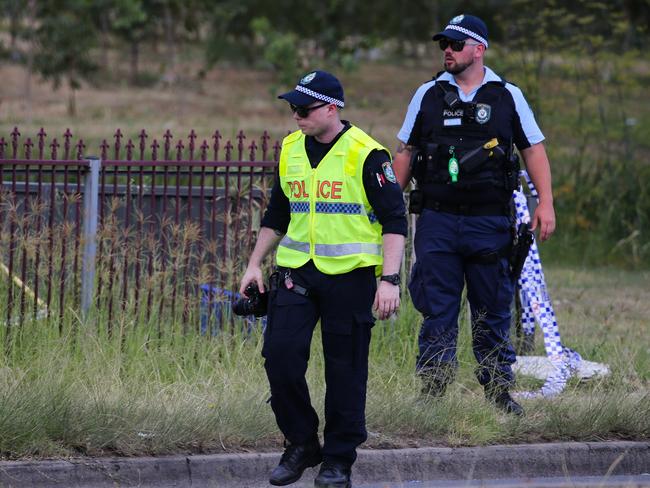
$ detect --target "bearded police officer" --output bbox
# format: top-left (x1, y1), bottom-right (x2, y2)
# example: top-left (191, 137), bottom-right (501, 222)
top-left (240, 70), bottom-right (406, 487)
top-left (392, 14), bottom-right (556, 415)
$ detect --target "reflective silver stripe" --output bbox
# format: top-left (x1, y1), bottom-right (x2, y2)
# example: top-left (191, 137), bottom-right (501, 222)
top-left (315, 242), bottom-right (382, 257)
top-left (279, 236), bottom-right (310, 253)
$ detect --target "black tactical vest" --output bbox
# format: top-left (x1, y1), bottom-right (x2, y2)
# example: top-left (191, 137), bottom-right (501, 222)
top-left (413, 77), bottom-right (520, 205)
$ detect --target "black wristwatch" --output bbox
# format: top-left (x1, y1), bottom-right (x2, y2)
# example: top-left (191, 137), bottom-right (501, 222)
top-left (380, 273), bottom-right (401, 286)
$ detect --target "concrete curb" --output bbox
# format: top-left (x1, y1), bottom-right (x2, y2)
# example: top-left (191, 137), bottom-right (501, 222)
top-left (0, 442), bottom-right (647, 487)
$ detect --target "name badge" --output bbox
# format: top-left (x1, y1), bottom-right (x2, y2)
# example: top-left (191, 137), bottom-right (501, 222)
top-left (444, 118), bottom-right (462, 126)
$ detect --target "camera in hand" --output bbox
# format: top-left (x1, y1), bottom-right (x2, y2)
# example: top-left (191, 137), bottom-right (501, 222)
top-left (232, 283), bottom-right (269, 317)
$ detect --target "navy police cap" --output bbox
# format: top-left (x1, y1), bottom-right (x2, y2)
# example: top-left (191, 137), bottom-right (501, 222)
top-left (278, 70), bottom-right (345, 108)
top-left (432, 14), bottom-right (489, 48)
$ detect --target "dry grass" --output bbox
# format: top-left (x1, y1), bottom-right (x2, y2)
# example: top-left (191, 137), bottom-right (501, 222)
top-left (0, 57), bottom-right (434, 151)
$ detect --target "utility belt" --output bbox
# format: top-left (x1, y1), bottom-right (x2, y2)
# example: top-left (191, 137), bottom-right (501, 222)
top-left (421, 195), bottom-right (511, 216)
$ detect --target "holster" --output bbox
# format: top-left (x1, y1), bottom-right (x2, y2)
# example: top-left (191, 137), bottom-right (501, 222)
top-left (412, 143), bottom-right (440, 184)
top-left (509, 223), bottom-right (534, 281)
top-left (504, 148), bottom-right (521, 193)
top-left (408, 189), bottom-right (424, 214)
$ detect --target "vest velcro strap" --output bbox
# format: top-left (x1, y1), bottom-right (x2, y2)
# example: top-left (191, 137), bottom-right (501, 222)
top-left (315, 242), bottom-right (382, 257)
top-left (279, 236), bottom-right (310, 253)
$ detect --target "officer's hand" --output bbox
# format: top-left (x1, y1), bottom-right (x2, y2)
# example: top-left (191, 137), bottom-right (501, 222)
top-left (373, 281), bottom-right (400, 320)
top-left (239, 265), bottom-right (264, 296)
top-left (530, 200), bottom-right (556, 242)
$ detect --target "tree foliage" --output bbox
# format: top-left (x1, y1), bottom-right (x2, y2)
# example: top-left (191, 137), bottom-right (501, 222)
top-left (3, 0), bottom-right (648, 86)
top-left (32, 0), bottom-right (98, 115)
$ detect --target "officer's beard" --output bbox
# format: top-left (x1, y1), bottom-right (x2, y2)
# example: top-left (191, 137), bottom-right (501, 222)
top-left (445, 57), bottom-right (474, 75)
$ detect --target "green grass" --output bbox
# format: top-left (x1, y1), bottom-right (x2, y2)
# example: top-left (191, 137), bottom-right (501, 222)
top-left (0, 266), bottom-right (647, 459)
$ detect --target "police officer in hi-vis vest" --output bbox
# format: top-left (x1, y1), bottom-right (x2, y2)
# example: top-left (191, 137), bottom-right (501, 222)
top-left (239, 70), bottom-right (406, 488)
top-left (392, 15), bottom-right (556, 416)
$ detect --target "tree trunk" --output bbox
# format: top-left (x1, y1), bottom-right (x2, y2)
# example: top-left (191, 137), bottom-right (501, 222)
top-left (100, 15), bottom-right (110, 73)
top-left (9, 0), bottom-right (21, 61)
top-left (130, 39), bottom-right (140, 85)
top-left (163, 3), bottom-right (177, 86)
top-left (68, 79), bottom-right (77, 117)
top-left (23, 0), bottom-right (37, 123)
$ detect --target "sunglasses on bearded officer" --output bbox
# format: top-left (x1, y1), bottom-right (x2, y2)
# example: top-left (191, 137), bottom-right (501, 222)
top-left (290, 102), bottom-right (330, 118)
top-left (438, 38), bottom-right (481, 52)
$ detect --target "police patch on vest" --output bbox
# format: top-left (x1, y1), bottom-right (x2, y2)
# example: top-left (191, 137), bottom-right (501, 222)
top-left (382, 162), bottom-right (397, 183)
top-left (475, 104), bottom-right (491, 124)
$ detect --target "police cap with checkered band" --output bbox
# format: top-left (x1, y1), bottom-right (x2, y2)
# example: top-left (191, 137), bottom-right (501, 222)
top-left (432, 14), bottom-right (489, 49)
top-left (278, 70), bottom-right (345, 108)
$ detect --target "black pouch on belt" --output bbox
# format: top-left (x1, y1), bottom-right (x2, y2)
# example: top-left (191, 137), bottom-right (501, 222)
top-left (409, 189), bottom-right (424, 214)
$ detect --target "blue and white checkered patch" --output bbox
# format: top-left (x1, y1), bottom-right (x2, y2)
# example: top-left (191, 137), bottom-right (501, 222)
top-left (290, 202), bottom-right (310, 213)
top-left (315, 202), bottom-right (363, 215)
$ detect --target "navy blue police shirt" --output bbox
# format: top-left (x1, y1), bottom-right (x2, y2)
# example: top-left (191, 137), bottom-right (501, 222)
top-left (261, 121), bottom-right (407, 236)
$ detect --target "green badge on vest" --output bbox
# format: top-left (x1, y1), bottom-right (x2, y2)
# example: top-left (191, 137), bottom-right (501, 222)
top-left (448, 146), bottom-right (459, 183)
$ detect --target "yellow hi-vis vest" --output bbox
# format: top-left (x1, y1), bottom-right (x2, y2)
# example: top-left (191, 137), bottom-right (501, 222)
top-left (276, 126), bottom-right (387, 275)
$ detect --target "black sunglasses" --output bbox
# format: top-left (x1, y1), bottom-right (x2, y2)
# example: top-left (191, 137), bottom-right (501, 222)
top-left (438, 38), bottom-right (480, 52)
top-left (290, 102), bottom-right (329, 118)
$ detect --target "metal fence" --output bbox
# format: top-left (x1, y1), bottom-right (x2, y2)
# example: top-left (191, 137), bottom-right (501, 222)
top-left (0, 127), bottom-right (280, 339)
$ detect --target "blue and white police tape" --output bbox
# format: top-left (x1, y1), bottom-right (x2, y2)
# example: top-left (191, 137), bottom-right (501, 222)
top-left (511, 172), bottom-right (608, 398)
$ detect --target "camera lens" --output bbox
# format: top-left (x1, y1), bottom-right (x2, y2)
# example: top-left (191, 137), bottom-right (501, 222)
top-left (232, 283), bottom-right (268, 317)
top-left (232, 297), bottom-right (254, 316)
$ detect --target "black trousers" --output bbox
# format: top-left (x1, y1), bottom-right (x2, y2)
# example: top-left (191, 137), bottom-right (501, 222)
top-left (262, 261), bottom-right (376, 466)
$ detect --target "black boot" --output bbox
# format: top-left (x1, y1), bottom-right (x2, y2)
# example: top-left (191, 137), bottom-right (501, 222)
top-left (485, 385), bottom-right (524, 416)
top-left (419, 365), bottom-right (455, 398)
top-left (269, 439), bottom-right (322, 486)
top-left (314, 461), bottom-right (352, 488)
top-left (420, 376), bottom-right (448, 398)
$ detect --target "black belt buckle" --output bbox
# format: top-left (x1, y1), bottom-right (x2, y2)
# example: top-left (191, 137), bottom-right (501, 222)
top-left (458, 204), bottom-right (470, 215)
